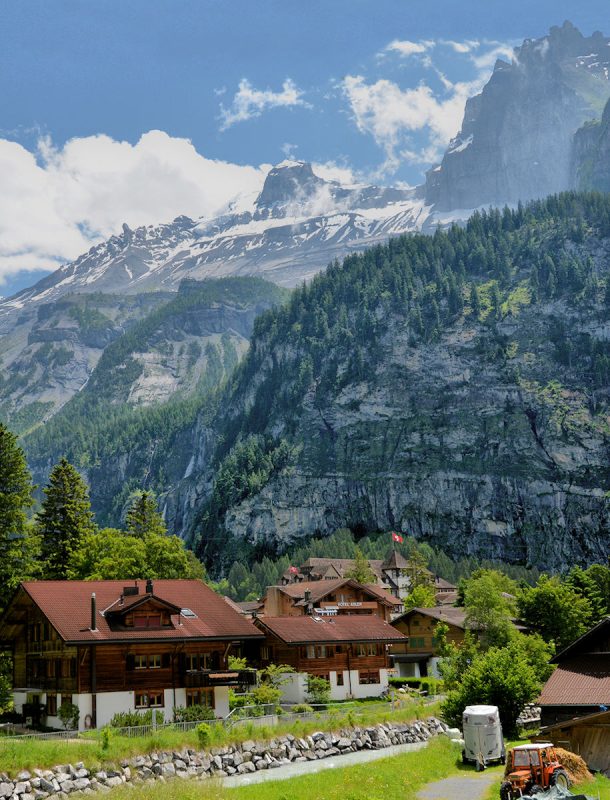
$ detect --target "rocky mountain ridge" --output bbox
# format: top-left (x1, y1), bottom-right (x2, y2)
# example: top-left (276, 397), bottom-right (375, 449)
top-left (425, 21), bottom-right (610, 211)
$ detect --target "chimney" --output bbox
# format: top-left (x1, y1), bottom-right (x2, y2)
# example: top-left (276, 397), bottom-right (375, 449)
top-left (304, 589), bottom-right (313, 615)
top-left (146, 579), bottom-right (154, 595)
top-left (91, 593), bottom-right (98, 631)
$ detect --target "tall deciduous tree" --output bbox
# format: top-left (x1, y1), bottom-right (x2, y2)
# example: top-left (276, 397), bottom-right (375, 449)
top-left (518, 575), bottom-right (593, 650)
top-left (38, 457), bottom-right (95, 579)
top-left (344, 547), bottom-right (375, 584)
top-left (463, 569), bottom-right (517, 648)
top-left (126, 491), bottom-right (166, 538)
top-left (0, 423), bottom-right (37, 608)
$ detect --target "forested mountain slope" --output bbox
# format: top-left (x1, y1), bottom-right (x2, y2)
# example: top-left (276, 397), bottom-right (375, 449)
top-left (174, 193), bottom-right (610, 573)
top-left (24, 277), bottom-right (287, 525)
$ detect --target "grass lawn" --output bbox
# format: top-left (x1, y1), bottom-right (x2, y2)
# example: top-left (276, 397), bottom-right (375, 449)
top-left (0, 699), bottom-right (440, 777)
top-left (110, 736), bottom-right (489, 800)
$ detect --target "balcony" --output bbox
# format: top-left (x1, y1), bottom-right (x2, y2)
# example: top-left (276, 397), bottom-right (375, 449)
top-left (24, 675), bottom-right (77, 692)
top-left (183, 669), bottom-right (257, 689)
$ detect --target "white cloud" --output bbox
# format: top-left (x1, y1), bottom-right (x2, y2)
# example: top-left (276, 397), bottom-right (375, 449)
top-left (0, 130), bottom-right (268, 286)
top-left (219, 78), bottom-right (309, 130)
top-left (312, 160), bottom-right (359, 186)
top-left (342, 74), bottom-right (482, 172)
top-left (343, 38), bottom-right (516, 173)
top-left (441, 39), bottom-right (480, 54)
top-left (471, 43), bottom-right (515, 71)
top-left (384, 39), bottom-right (435, 57)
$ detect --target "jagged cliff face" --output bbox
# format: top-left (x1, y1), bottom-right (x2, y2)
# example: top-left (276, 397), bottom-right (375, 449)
top-left (0, 292), bottom-right (170, 432)
top-left (23, 277), bottom-right (288, 524)
top-left (425, 22), bottom-right (610, 211)
top-left (172, 199), bottom-right (610, 573)
top-left (572, 98), bottom-right (610, 193)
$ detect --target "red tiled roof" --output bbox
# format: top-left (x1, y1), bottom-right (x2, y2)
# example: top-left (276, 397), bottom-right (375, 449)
top-left (18, 580), bottom-right (263, 643)
top-left (538, 656), bottom-right (610, 707)
top-left (256, 614), bottom-right (407, 644)
top-left (393, 606), bottom-right (468, 629)
top-left (270, 579), bottom-right (397, 607)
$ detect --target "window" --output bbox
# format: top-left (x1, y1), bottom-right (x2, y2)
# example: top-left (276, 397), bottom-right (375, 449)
top-left (186, 654), bottom-right (198, 671)
top-left (134, 655), bottom-right (147, 670)
top-left (409, 637), bottom-right (426, 649)
top-left (149, 655), bottom-right (161, 670)
top-left (260, 646), bottom-right (270, 661)
top-left (186, 689), bottom-right (213, 708)
top-left (306, 645), bottom-right (316, 659)
top-left (149, 691), bottom-right (163, 708)
top-left (61, 694), bottom-right (73, 707)
top-left (336, 672), bottom-right (344, 687)
top-left (133, 613), bottom-right (162, 628)
top-left (46, 694), bottom-right (57, 716)
top-left (354, 644), bottom-right (367, 657)
top-left (135, 691), bottom-right (148, 708)
top-left (358, 670), bottom-right (380, 685)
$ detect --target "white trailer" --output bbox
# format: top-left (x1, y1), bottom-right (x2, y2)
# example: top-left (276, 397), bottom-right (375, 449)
top-left (462, 704), bottom-right (506, 770)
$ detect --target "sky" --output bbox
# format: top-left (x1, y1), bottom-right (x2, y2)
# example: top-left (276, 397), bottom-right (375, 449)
top-left (0, 0), bottom-right (608, 296)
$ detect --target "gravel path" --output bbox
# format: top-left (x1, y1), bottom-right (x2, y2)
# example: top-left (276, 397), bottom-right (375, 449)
top-left (418, 772), bottom-right (498, 800)
top-left (222, 740), bottom-right (428, 787)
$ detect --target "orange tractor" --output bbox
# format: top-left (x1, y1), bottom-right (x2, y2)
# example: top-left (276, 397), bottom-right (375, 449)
top-left (500, 744), bottom-right (572, 799)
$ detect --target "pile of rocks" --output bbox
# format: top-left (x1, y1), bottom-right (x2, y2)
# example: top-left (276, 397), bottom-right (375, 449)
top-left (0, 718), bottom-right (447, 798)
top-left (517, 705), bottom-right (541, 727)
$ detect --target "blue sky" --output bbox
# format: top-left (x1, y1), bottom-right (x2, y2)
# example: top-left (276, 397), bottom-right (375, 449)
top-left (0, 0), bottom-right (608, 295)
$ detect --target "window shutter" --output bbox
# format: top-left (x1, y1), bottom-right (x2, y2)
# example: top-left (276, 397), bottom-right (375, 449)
top-left (162, 653), bottom-right (171, 669)
top-left (126, 654), bottom-right (135, 670)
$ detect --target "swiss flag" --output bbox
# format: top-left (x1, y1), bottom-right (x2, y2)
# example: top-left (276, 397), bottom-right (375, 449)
top-left (391, 532), bottom-right (404, 543)
top-left (288, 566), bottom-right (299, 574)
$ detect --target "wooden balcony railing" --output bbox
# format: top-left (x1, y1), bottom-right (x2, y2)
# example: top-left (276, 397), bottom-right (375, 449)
top-left (182, 669), bottom-right (257, 688)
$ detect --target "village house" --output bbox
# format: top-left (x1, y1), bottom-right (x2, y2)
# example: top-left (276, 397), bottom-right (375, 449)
top-left (538, 616), bottom-right (610, 727)
top-left (261, 578), bottom-right (403, 621)
top-left (253, 614), bottom-right (406, 702)
top-left (0, 579), bottom-right (263, 730)
top-left (280, 552), bottom-right (428, 600)
top-left (390, 606), bottom-right (468, 678)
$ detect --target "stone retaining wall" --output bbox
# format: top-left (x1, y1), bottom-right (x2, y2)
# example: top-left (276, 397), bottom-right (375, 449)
top-left (0, 717), bottom-right (448, 799)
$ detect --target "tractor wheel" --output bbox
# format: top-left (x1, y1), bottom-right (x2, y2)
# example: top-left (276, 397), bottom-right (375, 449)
top-left (550, 769), bottom-right (570, 790)
top-left (499, 781), bottom-right (513, 800)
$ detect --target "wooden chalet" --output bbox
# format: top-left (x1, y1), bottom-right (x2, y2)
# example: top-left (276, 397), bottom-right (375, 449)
top-left (538, 616), bottom-right (610, 727)
top-left (391, 606), bottom-right (468, 678)
top-left (253, 614), bottom-right (406, 701)
top-left (0, 579), bottom-right (262, 730)
top-left (262, 579), bottom-right (403, 621)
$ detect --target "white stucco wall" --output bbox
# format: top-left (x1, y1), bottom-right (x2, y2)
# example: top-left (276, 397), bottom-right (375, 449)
top-left (213, 686), bottom-right (230, 718)
top-left (95, 690), bottom-right (136, 728)
top-left (329, 671), bottom-right (350, 701)
top-left (279, 672), bottom-right (309, 703)
top-left (349, 668), bottom-right (389, 699)
top-left (12, 692), bottom-right (27, 714)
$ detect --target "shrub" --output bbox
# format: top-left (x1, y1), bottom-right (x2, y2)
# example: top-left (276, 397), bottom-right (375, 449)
top-left (58, 702), bottom-right (80, 731)
top-left (290, 703), bottom-right (314, 714)
top-left (196, 722), bottom-right (212, 747)
top-left (305, 674), bottom-right (331, 705)
top-left (109, 709), bottom-right (153, 728)
top-left (388, 677), bottom-right (443, 694)
top-left (100, 726), bottom-right (112, 751)
top-left (173, 704), bottom-right (215, 722)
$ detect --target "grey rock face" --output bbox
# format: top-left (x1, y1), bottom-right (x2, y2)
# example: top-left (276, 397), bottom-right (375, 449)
top-left (425, 22), bottom-right (610, 211)
top-left (572, 97), bottom-right (610, 193)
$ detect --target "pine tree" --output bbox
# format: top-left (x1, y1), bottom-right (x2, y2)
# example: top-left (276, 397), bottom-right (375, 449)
top-left (37, 457), bottom-right (96, 579)
top-left (126, 491), bottom-right (166, 538)
top-left (469, 284), bottom-right (481, 319)
top-left (0, 424), bottom-right (36, 608)
top-left (344, 547), bottom-right (375, 584)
